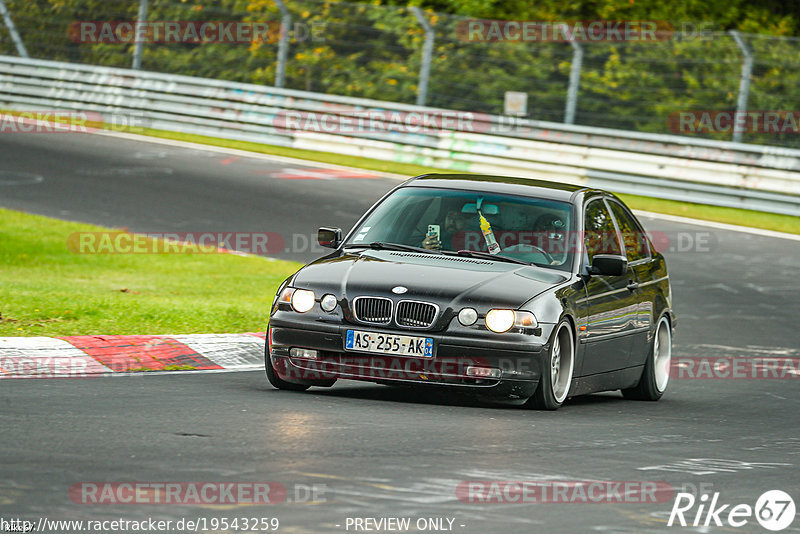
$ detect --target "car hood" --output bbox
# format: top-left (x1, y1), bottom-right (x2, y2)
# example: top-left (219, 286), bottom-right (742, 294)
top-left (292, 250), bottom-right (568, 320)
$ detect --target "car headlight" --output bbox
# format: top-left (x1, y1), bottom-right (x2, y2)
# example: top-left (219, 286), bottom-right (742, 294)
top-left (291, 289), bottom-right (316, 313)
top-left (278, 287), bottom-right (316, 313)
top-left (485, 309), bottom-right (515, 333)
top-left (485, 309), bottom-right (538, 333)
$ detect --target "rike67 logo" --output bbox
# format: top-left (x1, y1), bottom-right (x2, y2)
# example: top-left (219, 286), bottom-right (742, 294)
top-left (668, 490), bottom-right (795, 531)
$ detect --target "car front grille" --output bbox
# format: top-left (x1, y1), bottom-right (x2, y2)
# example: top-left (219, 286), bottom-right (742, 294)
top-left (396, 300), bottom-right (438, 328)
top-left (352, 296), bottom-right (392, 324)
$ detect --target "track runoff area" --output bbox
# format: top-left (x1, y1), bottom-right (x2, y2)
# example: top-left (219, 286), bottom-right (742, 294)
top-left (0, 130), bottom-right (798, 533)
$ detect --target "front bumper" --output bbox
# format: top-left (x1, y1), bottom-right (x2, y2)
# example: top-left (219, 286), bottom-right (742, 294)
top-left (268, 315), bottom-right (552, 401)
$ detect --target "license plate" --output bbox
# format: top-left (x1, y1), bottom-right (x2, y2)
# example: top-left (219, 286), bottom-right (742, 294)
top-left (345, 330), bottom-right (433, 358)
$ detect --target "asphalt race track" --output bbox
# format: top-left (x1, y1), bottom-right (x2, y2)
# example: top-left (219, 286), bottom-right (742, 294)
top-left (1, 132), bottom-right (799, 533)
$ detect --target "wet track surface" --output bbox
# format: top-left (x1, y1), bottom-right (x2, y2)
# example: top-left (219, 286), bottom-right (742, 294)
top-left (1, 132), bottom-right (799, 533)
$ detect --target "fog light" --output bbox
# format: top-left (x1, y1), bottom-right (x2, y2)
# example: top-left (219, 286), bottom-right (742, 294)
top-left (466, 366), bottom-right (502, 379)
top-left (458, 307), bottom-right (478, 326)
top-left (320, 294), bottom-right (338, 312)
top-left (290, 348), bottom-right (318, 360)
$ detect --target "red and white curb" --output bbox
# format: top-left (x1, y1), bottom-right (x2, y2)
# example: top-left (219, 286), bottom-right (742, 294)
top-left (0, 333), bottom-right (266, 379)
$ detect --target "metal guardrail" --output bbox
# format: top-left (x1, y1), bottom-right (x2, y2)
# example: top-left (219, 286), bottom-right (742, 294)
top-left (1, 55), bottom-right (798, 215)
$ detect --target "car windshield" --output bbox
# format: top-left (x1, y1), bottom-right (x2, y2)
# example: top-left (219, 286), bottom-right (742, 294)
top-left (345, 187), bottom-right (574, 271)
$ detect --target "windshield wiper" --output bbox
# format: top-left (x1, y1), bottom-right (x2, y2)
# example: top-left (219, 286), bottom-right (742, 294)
top-left (452, 249), bottom-right (529, 265)
top-left (343, 241), bottom-right (440, 254)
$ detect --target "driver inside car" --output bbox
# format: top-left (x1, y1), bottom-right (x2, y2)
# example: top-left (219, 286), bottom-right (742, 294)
top-left (421, 209), bottom-right (470, 250)
top-left (533, 213), bottom-right (568, 265)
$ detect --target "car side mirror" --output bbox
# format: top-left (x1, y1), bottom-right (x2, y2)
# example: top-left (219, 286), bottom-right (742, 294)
top-left (318, 227), bottom-right (343, 248)
top-left (589, 254), bottom-right (627, 276)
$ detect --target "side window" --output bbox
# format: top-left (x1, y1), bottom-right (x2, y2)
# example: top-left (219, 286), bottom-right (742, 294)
top-left (608, 201), bottom-right (650, 262)
top-left (584, 199), bottom-right (622, 262)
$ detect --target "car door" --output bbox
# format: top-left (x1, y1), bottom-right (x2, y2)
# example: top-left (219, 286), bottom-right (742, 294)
top-left (578, 198), bottom-right (638, 376)
top-left (607, 199), bottom-right (656, 367)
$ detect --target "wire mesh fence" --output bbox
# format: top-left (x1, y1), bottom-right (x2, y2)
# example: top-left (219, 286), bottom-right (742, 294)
top-left (2, 0), bottom-right (800, 148)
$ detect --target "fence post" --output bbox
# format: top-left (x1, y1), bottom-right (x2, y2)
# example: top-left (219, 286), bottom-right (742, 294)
top-left (410, 7), bottom-right (434, 107)
top-left (564, 25), bottom-right (583, 125)
top-left (131, 0), bottom-right (148, 70)
top-left (729, 30), bottom-right (753, 144)
top-left (0, 0), bottom-right (28, 58)
top-left (274, 0), bottom-right (291, 88)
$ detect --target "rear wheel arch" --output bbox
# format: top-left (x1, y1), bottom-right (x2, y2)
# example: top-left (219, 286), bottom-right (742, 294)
top-left (653, 290), bottom-right (667, 318)
top-left (622, 313), bottom-right (671, 401)
top-left (654, 306), bottom-right (673, 337)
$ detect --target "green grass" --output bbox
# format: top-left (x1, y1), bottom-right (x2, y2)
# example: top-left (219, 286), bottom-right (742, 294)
top-left (615, 194), bottom-right (800, 234)
top-left (137, 127), bottom-right (800, 235)
top-left (0, 208), bottom-right (302, 336)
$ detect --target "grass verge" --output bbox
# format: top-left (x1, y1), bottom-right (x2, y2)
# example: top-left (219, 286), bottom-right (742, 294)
top-left (135, 127), bottom-right (800, 235)
top-left (0, 208), bottom-right (301, 336)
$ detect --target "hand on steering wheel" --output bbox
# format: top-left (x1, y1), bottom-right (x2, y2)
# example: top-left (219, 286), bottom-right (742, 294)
top-left (503, 243), bottom-right (555, 264)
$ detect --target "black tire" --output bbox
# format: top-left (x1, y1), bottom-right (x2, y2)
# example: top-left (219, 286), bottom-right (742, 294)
top-left (622, 315), bottom-right (671, 401)
top-left (527, 319), bottom-right (575, 410)
top-left (264, 341), bottom-right (310, 392)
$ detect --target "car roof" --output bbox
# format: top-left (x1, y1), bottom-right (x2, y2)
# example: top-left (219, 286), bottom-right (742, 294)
top-left (403, 174), bottom-right (589, 202)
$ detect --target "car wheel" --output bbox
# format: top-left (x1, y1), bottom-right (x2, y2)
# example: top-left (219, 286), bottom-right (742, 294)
top-left (622, 315), bottom-right (671, 401)
top-left (527, 319), bottom-right (575, 410)
top-left (264, 341), bottom-right (310, 392)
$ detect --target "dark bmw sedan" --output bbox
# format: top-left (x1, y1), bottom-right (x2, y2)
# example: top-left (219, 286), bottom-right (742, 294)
top-left (266, 174), bottom-right (675, 409)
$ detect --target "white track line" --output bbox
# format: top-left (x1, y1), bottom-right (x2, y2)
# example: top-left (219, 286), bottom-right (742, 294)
top-left (92, 128), bottom-right (799, 241)
top-left (634, 210), bottom-right (800, 241)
